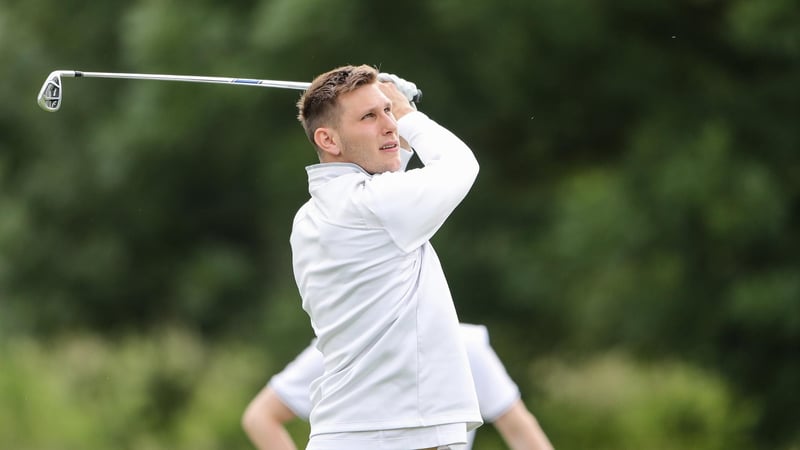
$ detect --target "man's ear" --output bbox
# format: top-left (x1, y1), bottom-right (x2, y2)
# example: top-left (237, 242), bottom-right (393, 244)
top-left (313, 127), bottom-right (341, 157)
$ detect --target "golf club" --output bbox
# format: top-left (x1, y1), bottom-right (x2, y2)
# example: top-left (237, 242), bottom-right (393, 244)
top-left (37, 70), bottom-right (311, 112)
top-left (37, 70), bottom-right (422, 112)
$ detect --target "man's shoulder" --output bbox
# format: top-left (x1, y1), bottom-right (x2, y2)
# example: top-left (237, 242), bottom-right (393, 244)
top-left (292, 200), bottom-right (314, 223)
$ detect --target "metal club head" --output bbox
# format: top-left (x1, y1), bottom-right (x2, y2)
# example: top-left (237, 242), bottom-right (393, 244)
top-left (37, 71), bottom-right (68, 112)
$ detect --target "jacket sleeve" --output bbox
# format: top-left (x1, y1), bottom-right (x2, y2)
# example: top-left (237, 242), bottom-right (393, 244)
top-left (364, 111), bottom-right (479, 253)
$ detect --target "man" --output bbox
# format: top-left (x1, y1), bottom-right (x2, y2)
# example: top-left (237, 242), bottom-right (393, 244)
top-left (242, 324), bottom-right (555, 450)
top-left (291, 65), bottom-right (481, 449)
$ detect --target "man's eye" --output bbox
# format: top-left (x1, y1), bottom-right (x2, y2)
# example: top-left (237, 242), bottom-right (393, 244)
top-left (362, 113), bottom-right (375, 120)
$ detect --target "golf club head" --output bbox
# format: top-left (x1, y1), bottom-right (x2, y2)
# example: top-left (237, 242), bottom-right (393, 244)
top-left (37, 71), bottom-right (68, 112)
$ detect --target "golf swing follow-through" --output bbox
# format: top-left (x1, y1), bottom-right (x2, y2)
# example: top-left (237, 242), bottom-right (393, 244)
top-left (36, 69), bottom-right (421, 112)
top-left (35, 64), bottom-right (547, 449)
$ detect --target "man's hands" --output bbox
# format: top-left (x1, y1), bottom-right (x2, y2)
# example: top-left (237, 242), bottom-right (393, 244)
top-left (377, 73), bottom-right (419, 120)
top-left (377, 73), bottom-right (420, 105)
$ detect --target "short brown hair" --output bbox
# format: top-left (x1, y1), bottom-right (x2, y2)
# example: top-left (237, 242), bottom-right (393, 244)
top-left (297, 65), bottom-right (378, 147)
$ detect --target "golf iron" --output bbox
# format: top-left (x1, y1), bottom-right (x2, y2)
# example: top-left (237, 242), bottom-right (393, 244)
top-left (36, 70), bottom-right (312, 112)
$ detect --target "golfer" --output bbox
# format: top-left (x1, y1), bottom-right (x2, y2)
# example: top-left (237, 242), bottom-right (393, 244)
top-left (291, 65), bottom-right (481, 449)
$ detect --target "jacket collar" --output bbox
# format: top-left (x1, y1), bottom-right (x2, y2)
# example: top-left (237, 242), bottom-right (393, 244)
top-left (306, 162), bottom-right (369, 190)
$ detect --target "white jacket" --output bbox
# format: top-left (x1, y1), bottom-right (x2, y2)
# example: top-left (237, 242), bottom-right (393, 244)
top-left (290, 111), bottom-right (481, 436)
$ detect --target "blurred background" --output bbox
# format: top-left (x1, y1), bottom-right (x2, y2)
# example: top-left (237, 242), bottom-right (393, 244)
top-left (1, 0), bottom-right (798, 448)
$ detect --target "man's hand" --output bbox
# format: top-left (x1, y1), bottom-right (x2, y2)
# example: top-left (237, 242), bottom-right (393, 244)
top-left (377, 73), bottom-right (419, 105)
top-left (377, 73), bottom-right (418, 120)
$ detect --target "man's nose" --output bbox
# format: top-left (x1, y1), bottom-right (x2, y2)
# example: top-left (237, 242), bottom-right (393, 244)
top-left (381, 112), bottom-right (397, 134)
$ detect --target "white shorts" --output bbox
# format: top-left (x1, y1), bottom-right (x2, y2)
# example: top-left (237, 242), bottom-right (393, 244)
top-left (306, 422), bottom-right (467, 450)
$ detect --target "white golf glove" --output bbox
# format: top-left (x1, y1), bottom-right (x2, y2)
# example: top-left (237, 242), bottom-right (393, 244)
top-left (377, 72), bottom-right (420, 109)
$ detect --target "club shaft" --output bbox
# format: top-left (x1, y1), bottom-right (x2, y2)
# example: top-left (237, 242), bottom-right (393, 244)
top-left (62, 70), bottom-right (311, 90)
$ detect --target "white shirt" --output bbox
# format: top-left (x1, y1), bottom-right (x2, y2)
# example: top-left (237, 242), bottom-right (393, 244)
top-left (269, 324), bottom-right (522, 450)
top-left (290, 111), bottom-right (482, 437)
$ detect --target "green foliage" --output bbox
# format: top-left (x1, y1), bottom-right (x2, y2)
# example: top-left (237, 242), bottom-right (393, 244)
top-left (1, 0), bottom-right (799, 446)
top-left (529, 352), bottom-right (757, 450)
top-left (0, 329), bottom-right (271, 450)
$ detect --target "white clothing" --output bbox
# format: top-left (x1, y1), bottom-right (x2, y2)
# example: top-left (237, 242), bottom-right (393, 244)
top-left (306, 423), bottom-right (466, 450)
top-left (290, 111), bottom-right (482, 441)
top-left (269, 324), bottom-right (521, 450)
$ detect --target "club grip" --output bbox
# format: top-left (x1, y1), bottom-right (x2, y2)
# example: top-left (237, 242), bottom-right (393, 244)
top-left (411, 90), bottom-right (422, 105)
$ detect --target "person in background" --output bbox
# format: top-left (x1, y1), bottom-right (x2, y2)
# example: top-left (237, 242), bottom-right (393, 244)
top-left (243, 323), bottom-right (554, 450)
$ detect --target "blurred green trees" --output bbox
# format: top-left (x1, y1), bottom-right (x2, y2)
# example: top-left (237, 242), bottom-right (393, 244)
top-left (1, 0), bottom-right (798, 448)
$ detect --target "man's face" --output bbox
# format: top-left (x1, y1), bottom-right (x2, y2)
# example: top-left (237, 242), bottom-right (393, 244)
top-left (333, 83), bottom-right (402, 174)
